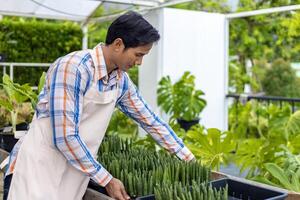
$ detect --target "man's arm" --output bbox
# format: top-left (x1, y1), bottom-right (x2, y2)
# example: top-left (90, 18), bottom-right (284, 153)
top-left (49, 54), bottom-right (112, 187)
top-left (117, 73), bottom-right (195, 161)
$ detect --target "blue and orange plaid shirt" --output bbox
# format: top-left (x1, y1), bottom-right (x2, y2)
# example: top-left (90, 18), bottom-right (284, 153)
top-left (7, 44), bottom-right (195, 187)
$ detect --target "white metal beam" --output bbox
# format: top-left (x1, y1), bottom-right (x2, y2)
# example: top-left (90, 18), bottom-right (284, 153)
top-left (90, 0), bottom-right (193, 23)
top-left (81, 2), bottom-right (103, 26)
top-left (82, 25), bottom-right (88, 49)
top-left (100, 0), bottom-right (159, 7)
top-left (225, 4), bottom-right (300, 19)
top-left (0, 11), bottom-right (84, 21)
top-left (0, 63), bottom-right (51, 67)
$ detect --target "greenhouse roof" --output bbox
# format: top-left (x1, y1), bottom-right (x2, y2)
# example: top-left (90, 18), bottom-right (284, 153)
top-left (0, 0), bottom-right (191, 22)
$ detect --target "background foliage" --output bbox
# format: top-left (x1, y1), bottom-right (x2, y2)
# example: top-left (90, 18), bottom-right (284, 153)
top-left (0, 18), bottom-right (83, 85)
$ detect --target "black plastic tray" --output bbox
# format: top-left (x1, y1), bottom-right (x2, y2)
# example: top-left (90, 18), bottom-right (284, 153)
top-left (135, 195), bottom-right (155, 200)
top-left (88, 178), bottom-right (288, 200)
top-left (210, 178), bottom-right (288, 200)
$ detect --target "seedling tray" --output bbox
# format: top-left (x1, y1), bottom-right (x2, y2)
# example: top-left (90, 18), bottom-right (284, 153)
top-left (135, 195), bottom-right (155, 200)
top-left (210, 178), bottom-right (288, 200)
top-left (135, 178), bottom-right (288, 200)
top-left (88, 178), bottom-right (288, 200)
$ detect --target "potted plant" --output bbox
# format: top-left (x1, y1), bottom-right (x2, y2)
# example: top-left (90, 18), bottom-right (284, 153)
top-left (0, 73), bottom-right (45, 151)
top-left (157, 71), bottom-right (206, 131)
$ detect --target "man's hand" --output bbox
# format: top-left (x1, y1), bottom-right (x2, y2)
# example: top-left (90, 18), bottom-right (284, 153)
top-left (105, 178), bottom-right (130, 200)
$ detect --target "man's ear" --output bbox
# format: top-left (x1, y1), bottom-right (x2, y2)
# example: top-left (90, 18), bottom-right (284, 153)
top-left (112, 38), bottom-right (125, 52)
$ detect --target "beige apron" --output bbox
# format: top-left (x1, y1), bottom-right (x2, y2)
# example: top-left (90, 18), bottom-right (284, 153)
top-left (8, 49), bottom-right (118, 200)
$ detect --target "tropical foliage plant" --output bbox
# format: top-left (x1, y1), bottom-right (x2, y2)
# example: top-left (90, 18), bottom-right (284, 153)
top-left (0, 73), bottom-right (45, 133)
top-left (157, 71), bottom-right (206, 121)
top-left (184, 127), bottom-right (236, 171)
top-left (253, 162), bottom-right (300, 192)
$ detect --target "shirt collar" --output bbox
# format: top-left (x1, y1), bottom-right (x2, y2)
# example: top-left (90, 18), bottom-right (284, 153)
top-left (91, 43), bottom-right (121, 84)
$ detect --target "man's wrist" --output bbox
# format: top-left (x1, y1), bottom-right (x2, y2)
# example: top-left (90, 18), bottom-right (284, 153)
top-left (175, 146), bottom-right (195, 161)
top-left (101, 174), bottom-right (113, 187)
top-left (93, 168), bottom-right (113, 187)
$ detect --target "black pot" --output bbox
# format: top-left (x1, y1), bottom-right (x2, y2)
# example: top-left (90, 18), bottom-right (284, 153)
top-left (1, 134), bottom-right (18, 152)
top-left (0, 122), bottom-right (29, 152)
top-left (16, 122), bottom-right (29, 131)
top-left (177, 118), bottom-right (200, 131)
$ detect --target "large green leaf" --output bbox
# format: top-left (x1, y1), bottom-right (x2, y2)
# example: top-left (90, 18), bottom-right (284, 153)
top-left (37, 72), bottom-right (46, 95)
top-left (251, 176), bottom-right (281, 188)
top-left (157, 71), bottom-right (206, 121)
top-left (234, 138), bottom-right (280, 177)
top-left (264, 163), bottom-right (294, 190)
top-left (186, 128), bottom-right (235, 170)
top-left (157, 76), bottom-right (174, 115)
top-left (2, 74), bottom-right (38, 107)
top-left (0, 98), bottom-right (13, 112)
top-left (292, 169), bottom-right (300, 191)
top-left (286, 111), bottom-right (300, 136)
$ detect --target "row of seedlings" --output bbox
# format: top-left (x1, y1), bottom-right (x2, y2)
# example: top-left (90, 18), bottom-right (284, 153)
top-left (98, 136), bottom-right (228, 200)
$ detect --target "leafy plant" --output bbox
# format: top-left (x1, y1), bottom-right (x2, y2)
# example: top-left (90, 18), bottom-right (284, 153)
top-left (229, 102), bottom-right (300, 181)
top-left (0, 74), bottom-right (37, 133)
top-left (185, 127), bottom-right (236, 171)
top-left (0, 73), bottom-right (45, 133)
top-left (253, 163), bottom-right (300, 192)
top-left (234, 138), bottom-right (282, 178)
top-left (157, 71), bottom-right (206, 121)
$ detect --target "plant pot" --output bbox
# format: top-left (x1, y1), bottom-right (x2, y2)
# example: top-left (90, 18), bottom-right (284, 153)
top-left (1, 133), bottom-right (18, 152)
top-left (0, 122), bottom-right (29, 152)
top-left (210, 178), bottom-right (288, 200)
top-left (177, 118), bottom-right (200, 131)
top-left (14, 122), bottom-right (29, 139)
top-left (15, 122), bottom-right (29, 131)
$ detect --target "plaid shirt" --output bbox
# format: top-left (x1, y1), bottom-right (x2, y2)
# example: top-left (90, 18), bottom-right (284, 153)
top-left (6, 44), bottom-right (195, 187)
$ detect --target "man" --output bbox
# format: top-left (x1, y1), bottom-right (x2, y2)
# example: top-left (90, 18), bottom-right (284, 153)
top-left (4, 11), bottom-right (195, 200)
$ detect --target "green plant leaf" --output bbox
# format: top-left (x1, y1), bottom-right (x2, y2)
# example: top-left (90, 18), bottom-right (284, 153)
top-left (251, 176), bottom-right (280, 188)
top-left (186, 128), bottom-right (235, 170)
top-left (286, 111), bottom-right (300, 136)
top-left (0, 98), bottom-right (13, 112)
top-left (38, 72), bottom-right (46, 95)
top-left (157, 71), bottom-right (206, 121)
top-left (264, 163), bottom-right (293, 190)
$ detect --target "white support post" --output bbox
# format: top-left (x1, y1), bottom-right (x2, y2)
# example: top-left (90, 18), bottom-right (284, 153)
top-left (10, 64), bottom-right (13, 81)
top-left (224, 18), bottom-right (230, 131)
top-left (82, 25), bottom-right (88, 50)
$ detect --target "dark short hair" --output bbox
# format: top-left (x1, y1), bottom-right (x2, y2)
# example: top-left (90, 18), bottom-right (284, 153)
top-left (105, 11), bottom-right (160, 48)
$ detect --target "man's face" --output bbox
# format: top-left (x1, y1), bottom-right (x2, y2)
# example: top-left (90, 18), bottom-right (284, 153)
top-left (115, 42), bottom-right (153, 71)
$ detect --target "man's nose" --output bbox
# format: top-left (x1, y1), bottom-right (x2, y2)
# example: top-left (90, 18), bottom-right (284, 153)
top-left (135, 57), bottom-right (143, 66)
